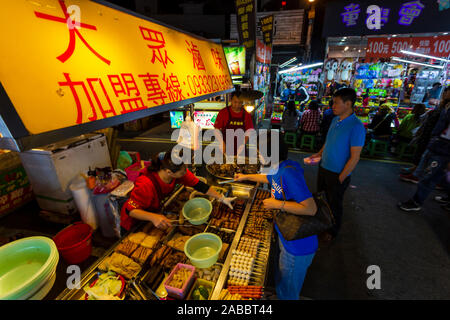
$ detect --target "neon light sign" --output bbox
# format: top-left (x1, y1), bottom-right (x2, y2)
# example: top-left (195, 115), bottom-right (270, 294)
top-left (398, 1), bottom-right (425, 25)
top-left (341, 3), bottom-right (361, 26)
top-left (340, 1), bottom-right (426, 29)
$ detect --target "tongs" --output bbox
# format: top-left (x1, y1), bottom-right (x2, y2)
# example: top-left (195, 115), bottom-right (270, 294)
top-left (168, 222), bottom-right (197, 227)
top-left (218, 179), bottom-right (237, 185)
top-left (168, 219), bottom-right (201, 227)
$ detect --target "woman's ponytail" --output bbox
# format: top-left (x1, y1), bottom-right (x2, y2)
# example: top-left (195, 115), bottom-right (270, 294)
top-left (147, 154), bottom-right (163, 172)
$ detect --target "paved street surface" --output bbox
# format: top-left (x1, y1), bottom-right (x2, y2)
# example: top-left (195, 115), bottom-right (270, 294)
top-left (296, 152), bottom-right (450, 300)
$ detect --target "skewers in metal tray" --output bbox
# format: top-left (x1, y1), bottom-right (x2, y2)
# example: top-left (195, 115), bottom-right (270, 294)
top-left (209, 199), bottom-right (247, 231)
top-left (205, 227), bottom-right (235, 244)
top-left (206, 157), bottom-right (261, 180)
top-left (233, 188), bottom-right (274, 287)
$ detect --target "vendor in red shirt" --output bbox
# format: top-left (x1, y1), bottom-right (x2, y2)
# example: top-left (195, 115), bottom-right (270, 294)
top-left (121, 151), bottom-right (236, 232)
top-left (214, 91), bottom-right (254, 157)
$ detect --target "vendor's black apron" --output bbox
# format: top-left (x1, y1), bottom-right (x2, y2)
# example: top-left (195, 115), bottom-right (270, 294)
top-left (222, 107), bottom-right (246, 156)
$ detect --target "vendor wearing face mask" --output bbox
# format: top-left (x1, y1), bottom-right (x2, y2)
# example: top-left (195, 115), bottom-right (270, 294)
top-left (121, 150), bottom-right (236, 232)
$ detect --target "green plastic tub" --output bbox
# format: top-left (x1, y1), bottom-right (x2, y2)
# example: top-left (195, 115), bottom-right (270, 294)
top-left (182, 198), bottom-right (212, 225)
top-left (0, 236), bottom-right (59, 300)
top-left (184, 233), bottom-right (222, 269)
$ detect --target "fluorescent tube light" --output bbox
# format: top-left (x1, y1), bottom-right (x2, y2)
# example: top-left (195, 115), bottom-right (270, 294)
top-left (279, 57), bottom-right (298, 68)
top-left (392, 57), bottom-right (444, 69)
top-left (278, 62), bottom-right (323, 74)
top-left (400, 50), bottom-right (448, 62)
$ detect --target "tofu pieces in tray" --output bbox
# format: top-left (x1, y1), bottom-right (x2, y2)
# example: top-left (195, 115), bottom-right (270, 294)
top-left (100, 223), bottom-right (167, 280)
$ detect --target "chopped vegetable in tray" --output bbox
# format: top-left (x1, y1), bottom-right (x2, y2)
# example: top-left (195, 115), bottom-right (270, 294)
top-left (83, 271), bottom-right (123, 300)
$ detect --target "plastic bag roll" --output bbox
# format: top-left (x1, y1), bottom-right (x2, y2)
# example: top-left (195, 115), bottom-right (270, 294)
top-left (69, 179), bottom-right (98, 230)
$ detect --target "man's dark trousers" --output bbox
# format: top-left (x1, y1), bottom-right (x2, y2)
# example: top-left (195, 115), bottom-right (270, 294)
top-left (317, 166), bottom-right (351, 237)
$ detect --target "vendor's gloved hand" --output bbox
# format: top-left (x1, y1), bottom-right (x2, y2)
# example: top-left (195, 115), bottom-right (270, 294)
top-left (220, 195), bottom-right (237, 210)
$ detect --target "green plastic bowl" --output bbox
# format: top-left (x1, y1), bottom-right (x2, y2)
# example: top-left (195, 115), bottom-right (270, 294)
top-left (184, 233), bottom-right (222, 269)
top-left (182, 198), bottom-right (212, 225)
top-left (0, 236), bottom-right (59, 300)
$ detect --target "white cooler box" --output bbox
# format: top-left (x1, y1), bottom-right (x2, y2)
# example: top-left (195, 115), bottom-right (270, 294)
top-left (19, 134), bottom-right (112, 215)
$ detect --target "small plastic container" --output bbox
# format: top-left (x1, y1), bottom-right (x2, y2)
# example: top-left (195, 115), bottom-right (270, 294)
top-left (164, 263), bottom-right (195, 300)
top-left (186, 278), bottom-right (215, 300)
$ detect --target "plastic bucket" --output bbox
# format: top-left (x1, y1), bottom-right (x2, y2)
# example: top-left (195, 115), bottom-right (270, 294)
top-left (53, 222), bottom-right (92, 264)
top-left (184, 233), bottom-right (222, 269)
top-left (182, 198), bottom-right (212, 225)
top-left (27, 270), bottom-right (56, 300)
top-left (0, 236), bottom-right (59, 300)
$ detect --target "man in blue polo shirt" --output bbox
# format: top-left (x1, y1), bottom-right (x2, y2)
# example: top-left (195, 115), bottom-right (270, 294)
top-left (305, 88), bottom-right (366, 240)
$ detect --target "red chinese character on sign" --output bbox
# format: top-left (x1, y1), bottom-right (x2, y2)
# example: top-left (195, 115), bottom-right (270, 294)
top-left (34, 0), bottom-right (110, 65)
top-left (58, 73), bottom-right (117, 124)
top-left (139, 73), bottom-right (168, 105)
top-left (211, 49), bottom-right (224, 70)
top-left (108, 74), bottom-right (140, 97)
top-left (108, 74), bottom-right (147, 114)
top-left (139, 26), bottom-right (174, 69)
top-left (163, 73), bottom-right (185, 102)
top-left (86, 78), bottom-right (117, 120)
top-left (185, 40), bottom-right (206, 71)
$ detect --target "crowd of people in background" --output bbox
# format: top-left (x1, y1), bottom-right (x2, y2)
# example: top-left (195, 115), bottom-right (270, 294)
top-left (398, 86), bottom-right (450, 212)
top-left (277, 84), bottom-right (450, 214)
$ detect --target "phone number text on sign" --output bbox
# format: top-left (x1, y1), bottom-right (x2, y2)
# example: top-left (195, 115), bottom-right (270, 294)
top-left (187, 74), bottom-right (231, 96)
top-left (366, 36), bottom-right (450, 58)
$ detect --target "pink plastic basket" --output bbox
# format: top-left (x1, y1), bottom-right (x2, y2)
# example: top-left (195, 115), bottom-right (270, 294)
top-left (125, 161), bottom-right (150, 182)
top-left (164, 263), bottom-right (196, 299)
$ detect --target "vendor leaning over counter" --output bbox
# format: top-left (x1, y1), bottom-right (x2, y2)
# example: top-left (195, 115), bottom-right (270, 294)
top-left (121, 151), bottom-right (236, 232)
top-left (233, 135), bottom-right (318, 300)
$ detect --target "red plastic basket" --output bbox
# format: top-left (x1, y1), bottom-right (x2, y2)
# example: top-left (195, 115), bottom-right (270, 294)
top-left (53, 222), bottom-right (92, 265)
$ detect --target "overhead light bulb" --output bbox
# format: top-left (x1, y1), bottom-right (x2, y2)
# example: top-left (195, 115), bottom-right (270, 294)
top-left (244, 105), bottom-right (255, 113)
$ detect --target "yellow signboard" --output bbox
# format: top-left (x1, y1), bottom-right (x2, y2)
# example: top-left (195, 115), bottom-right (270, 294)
top-left (0, 0), bottom-right (233, 135)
